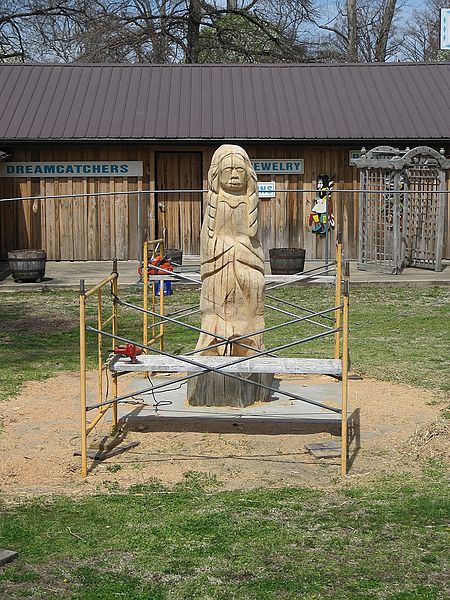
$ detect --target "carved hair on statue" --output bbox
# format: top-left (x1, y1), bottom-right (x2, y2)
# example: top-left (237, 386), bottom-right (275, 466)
top-left (206, 144), bottom-right (259, 238)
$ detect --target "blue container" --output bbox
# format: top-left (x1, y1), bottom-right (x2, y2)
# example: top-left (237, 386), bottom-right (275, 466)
top-left (155, 280), bottom-right (173, 296)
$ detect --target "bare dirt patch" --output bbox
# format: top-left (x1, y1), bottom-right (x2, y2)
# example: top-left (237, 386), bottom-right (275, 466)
top-left (0, 298), bottom-right (78, 336)
top-left (0, 372), bottom-right (448, 497)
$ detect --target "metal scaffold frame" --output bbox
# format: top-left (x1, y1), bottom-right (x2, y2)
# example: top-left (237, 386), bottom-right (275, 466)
top-left (79, 236), bottom-right (350, 479)
top-left (79, 241), bottom-right (168, 479)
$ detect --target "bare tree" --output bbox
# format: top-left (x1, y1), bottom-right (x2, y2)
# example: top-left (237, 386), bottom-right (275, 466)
top-left (347, 0), bottom-right (357, 61)
top-left (402, 0), bottom-right (448, 62)
top-left (1, 0), bottom-right (315, 64)
top-left (185, 0), bottom-right (202, 63)
top-left (375, 0), bottom-right (397, 61)
top-left (313, 0), bottom-right (405, 62)
top-left (197, 0), bottom-right (314, 63)
top-left (0, 0), bottom-right (78, 61)
top-left (4, 0), bottom-right (446, 65)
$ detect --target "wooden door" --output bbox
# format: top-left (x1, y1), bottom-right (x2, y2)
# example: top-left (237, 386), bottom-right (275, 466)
top-left (155, 152), bottom-right (203, 255)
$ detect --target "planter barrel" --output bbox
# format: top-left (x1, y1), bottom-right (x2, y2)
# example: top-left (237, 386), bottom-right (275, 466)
top-left (269, 248), bottom-right (306, 275)
top-left (8, 249), bottom-right (47, 283)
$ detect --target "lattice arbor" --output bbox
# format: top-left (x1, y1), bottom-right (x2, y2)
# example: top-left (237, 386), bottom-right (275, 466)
top-left (353, 146), bottom-right (449, 274)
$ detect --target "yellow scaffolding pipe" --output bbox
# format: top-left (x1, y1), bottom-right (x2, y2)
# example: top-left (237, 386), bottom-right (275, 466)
top-left (79, 265), bottom-right (119, 478)
top-left (97, 289), bottom-right (103, 406)
top-left (143, 240), bottom-right (149, 350)
top-left (143, 237), bottom-right (166, 351)
top-left (334, 238), bottom-right (343, 360)
top-left (111, 260), bottom-right (118, 427)
top-left (80, 245), bottom-right (167, 478)
top-left (79, 282), bottom-right (87, 479)
top-left (341, 262), bottom-right (350, 477)
top-left (85, 273), bottom-right (117, 298)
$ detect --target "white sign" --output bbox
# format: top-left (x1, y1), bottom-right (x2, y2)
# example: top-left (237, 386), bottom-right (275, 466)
top-left (441, 9), bottom-right (450, 49)
top-left (258, 181), bottom-right (276, 198)
top-left (349, 150), bottom-right (363, 162)
top-left (0, 161), bottom-right (143, 178)
top-left (251, 159), bottom-right (304, 174)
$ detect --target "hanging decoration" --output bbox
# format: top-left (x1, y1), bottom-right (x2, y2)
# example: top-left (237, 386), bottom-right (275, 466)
top-left (309, 175), bottom-right (335, 236)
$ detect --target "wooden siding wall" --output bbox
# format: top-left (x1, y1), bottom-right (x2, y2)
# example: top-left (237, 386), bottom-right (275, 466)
top-left (155, 152), bottom-right (203, 255)
top-left (203, 144), bottom-right (361, 260)
top-left (1, 143), bottom-right (448, 261)
top-left (0, 145), bottom-right (150, 261)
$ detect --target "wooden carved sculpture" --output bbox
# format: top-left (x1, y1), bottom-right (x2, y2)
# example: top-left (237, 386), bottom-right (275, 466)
top-left (187, 144), bottom-right (272, 407)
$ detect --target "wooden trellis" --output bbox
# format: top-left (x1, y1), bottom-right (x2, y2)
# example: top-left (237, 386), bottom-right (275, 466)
top-left (352, 146), bottom-right (449, 274)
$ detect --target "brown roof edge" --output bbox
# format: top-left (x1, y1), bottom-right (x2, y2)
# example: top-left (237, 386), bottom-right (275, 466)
top-left (0, 62), bottom-right (448, 141)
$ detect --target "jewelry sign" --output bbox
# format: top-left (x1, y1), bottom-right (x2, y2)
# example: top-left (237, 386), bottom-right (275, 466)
top-left (251, 159), bottom-right (304, 174)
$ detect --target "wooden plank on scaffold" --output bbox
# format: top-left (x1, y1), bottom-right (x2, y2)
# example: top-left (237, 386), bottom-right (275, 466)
top-left (110, 356), bottom-right (343, 376)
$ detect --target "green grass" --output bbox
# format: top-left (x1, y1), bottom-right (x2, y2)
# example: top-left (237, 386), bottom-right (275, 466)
top-left (0, 287), bottom-right (449, 598)
top-left (1, 285), bottom-right (449, 402)
top-left (0, 468), bottom-right (448, 599)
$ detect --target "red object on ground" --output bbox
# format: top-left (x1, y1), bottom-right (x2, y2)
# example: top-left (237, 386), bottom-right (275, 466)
top-left (138, 255), bottom-right (174, 276)
top-left (114, 344), bottom-right (143, 363)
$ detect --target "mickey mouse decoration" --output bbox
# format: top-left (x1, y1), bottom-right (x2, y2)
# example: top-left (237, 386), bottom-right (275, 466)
top-left (309, 175), bottom-right (335, 236)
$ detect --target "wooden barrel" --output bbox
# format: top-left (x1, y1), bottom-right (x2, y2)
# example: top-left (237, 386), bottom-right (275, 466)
top-left (8, 249), bottom-right (47, 283)
top-left (269, 248), bottom-right (306, 274)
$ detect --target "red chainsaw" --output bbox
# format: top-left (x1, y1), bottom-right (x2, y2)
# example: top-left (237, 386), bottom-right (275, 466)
top-left (138, 255), bottom-right (173, 276)
top-left (113, 343), bottom-right (143, 363)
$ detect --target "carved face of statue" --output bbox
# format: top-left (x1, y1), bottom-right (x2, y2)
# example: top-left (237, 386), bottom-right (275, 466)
top-left (219, 154), bottom-right (247, 193)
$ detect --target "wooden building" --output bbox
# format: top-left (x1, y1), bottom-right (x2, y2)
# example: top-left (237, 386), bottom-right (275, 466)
top-left (0, 62), bottom-right (449, 261)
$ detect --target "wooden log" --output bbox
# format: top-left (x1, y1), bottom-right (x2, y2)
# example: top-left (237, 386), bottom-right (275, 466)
top-left (187, 372), bottom-right (274, 408)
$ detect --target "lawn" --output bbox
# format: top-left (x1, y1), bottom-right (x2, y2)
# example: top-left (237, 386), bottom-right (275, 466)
top-left (0, 468), bottom-right (449, 599)
top-left (0, 284), bottom-right (449, 599)
top-left (1, 285), bottom-right (449, 402)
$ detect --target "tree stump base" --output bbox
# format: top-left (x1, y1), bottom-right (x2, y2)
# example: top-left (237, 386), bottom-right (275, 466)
top-left (187, 372), bottom-right (274, 407)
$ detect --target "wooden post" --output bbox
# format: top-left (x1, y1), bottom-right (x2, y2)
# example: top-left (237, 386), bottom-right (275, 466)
top-left (111, 260), bottom-right (118, 427)
top-left (334, 233), bottom-right (342, 360)
top-left (436, 171), bottom-right (446, 272)
top-left (393, 171), bottom-right (401, 273)
top-left (341, 262), bottom-right (350, 477)
top-left (79, 279), bottom-right (88, 478)
top-left (358, 170), bottom-right (365, 266)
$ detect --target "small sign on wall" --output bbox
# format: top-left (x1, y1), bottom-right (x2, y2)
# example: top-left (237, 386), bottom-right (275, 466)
top-left (258, 181), bottom-right (276, 198)
top-left (349, 150), bottom-right (363, 162)
top-left (251, 159), bottom-right (304, 174)
top-left (441, 8), bottom-right (450, 49)
top-left (0, 161), bottom-right (144, 177)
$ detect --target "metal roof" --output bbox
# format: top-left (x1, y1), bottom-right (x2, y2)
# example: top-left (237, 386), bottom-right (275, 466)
top-left (0, 62), bottom-right (448, 142)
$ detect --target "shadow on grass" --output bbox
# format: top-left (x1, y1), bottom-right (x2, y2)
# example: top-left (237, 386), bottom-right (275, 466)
top-left (82, 408), bottom-right (344, 475)
top-left (347, 407), bottom-right (361, 470)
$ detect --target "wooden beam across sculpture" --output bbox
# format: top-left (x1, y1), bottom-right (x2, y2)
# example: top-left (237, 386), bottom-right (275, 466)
top-left (187, 144), bottom-right (273, 407)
